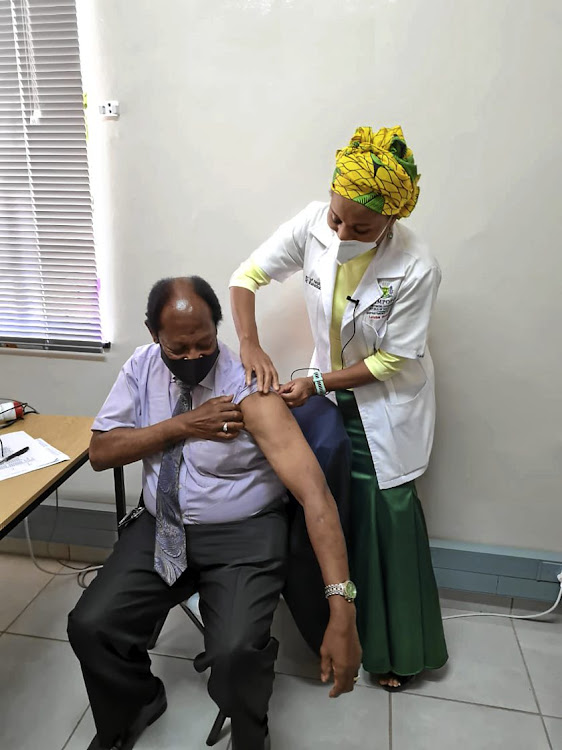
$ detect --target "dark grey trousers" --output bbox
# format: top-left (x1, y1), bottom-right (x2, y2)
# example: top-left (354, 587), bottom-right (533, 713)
top-left (67, 506), bottom-right (288, 750)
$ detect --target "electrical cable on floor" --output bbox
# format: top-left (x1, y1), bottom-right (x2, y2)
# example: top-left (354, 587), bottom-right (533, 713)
top-left (19, 454), bottom-right (562, 609)
top-left (24, 517), bottom-right (102, 581)
top-left (442, 580), bottom-right (562, 622)
top-left (24, 489), bottom-right (103, 586)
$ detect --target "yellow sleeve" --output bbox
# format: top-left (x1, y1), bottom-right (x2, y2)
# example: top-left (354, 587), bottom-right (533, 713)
top-left (229, 257), bottom-right (272, 294)
top-left (364, 349), bottom-right (405, 381)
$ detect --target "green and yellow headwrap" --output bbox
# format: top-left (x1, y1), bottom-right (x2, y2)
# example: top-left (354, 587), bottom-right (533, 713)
top-left (332, 125), bottom-right (420, 218)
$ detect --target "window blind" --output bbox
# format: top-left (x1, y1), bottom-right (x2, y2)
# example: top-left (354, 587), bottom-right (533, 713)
top-left (0, 0), bottom-right (103, 353)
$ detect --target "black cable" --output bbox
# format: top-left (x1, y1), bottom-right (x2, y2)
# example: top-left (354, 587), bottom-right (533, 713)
top-left (290, 296), bottom-right (360, 383)
top-left (340, 297), bottom-right (360, 370)
top-left (289, 367), bottom-right (320, 380)
top-left (0, 399), bottom-right (39, 428)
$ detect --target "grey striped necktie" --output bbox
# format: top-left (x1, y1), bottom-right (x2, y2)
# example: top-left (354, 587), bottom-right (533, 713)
top-left (154, 385), bottom-right (192, 586)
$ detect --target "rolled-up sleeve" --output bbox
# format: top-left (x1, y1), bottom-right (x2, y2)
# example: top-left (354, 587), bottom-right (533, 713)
top-left (233, 378), bottom-right (269, 405)
top-left (364, 349), bottom-right (405, 381)
top-left (229, 257), bottom-right (272, 293)
top-left (91, 359), bottom-right (141, 432)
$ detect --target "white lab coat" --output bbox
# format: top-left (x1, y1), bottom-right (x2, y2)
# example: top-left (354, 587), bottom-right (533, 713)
top-left (251, 201), bottom-right (441, 489)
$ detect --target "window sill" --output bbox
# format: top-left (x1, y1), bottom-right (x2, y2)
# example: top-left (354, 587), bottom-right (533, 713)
top-left (0, 347), bottom-right (109, 362)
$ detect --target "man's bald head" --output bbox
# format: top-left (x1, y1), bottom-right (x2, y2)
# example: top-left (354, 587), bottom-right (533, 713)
top-left (145, 276), bottom-right (222, 337)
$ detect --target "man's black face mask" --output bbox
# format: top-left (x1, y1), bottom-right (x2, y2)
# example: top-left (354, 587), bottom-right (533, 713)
top-left (160, 345), bottom-right (219, 387)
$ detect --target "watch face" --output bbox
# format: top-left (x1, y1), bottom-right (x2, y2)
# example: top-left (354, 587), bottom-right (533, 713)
top-left (345, 580), bottom-right (357, 600)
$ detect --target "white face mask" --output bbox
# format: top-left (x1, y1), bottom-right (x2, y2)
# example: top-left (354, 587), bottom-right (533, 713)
top-left (335, 219), bottom-right (393, 265)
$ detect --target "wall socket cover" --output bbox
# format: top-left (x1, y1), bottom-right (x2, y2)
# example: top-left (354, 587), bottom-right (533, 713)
top-left (537, 561), bottom-right (562, 583)
top-left (99, 101), bottom-right (120, 118)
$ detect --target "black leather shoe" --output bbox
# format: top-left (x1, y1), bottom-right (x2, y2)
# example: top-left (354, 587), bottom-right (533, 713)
top-left (87, 679), bottom-right (167, 750)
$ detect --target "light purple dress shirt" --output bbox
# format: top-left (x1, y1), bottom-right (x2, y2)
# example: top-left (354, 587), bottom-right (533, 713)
top-left (92, 342), bottom-right (286, 524)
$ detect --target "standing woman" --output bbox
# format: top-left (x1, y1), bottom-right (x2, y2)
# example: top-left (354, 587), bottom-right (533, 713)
top-left (229, 125), bottom-right (448, 689)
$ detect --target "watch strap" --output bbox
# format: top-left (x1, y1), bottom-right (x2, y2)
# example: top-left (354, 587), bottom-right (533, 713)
top-left (312, 370), bottom-right (327, 396)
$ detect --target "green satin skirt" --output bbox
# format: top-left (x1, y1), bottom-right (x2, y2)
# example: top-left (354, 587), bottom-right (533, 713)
top-left (336, 390), bottom-right (448, 676)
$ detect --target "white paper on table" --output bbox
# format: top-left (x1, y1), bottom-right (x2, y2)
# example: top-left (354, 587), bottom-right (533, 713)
top-left (0, 431), bottom-right (70, 481)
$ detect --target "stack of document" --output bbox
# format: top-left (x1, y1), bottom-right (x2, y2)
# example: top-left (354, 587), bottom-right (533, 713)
top-left (0, 431), bottom-right (69, 482)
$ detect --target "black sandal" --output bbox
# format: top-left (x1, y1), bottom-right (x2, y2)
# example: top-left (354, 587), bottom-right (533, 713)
top-left (379, 673), bottom-right (415, 692)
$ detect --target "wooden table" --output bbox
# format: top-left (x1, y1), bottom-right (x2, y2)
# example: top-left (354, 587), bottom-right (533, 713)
top-left (0, 414), bottom-right (126, 538)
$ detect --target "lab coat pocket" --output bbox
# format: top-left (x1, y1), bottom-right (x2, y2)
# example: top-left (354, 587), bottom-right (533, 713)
top-left (384, 379), bottom-right (433, 474)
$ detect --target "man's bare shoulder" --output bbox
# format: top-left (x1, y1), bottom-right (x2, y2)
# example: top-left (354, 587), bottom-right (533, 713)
top-left (240, 390), bottom-right (294, 439)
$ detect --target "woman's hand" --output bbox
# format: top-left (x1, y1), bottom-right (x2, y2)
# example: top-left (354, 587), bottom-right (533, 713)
top-left (279, 376), bottom-right (316, 408)
top-left (240, 340), bottom-right (280, 393)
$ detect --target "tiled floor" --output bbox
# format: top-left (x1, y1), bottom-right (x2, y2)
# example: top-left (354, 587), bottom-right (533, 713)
top-left (0, 553), bottom-right (560, 749)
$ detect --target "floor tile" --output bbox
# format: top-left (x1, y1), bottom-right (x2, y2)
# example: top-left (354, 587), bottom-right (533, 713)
top-left (545, 717), bottom-right (562, 750)
top-left (269, 674), bottom-right (388, 749)
top-left (152, 596), bottom-right (323, 674)
top-left (65, 653), bottom-right (230, 750)
top-left (0, 553), bottom-right (60, 630)
top-left (512, 597), bottom-right (562, 619)
top-left (514, 615), bottom-right (562, 717)
top-left (8, 568), bottom-right (85, 640)
top-left (148, 599), bottom-right (205, 660)
top-left (392, 693), bottom-right (549, 750)
top-left (69, 545), bottom-right (111, 563)
top-left (272, 597), bottom-right (321, 680)
top-left (66, 658), bottom-right (388, 750)
top-left (407, 609), bottom-right (536, 712)
top-left (0, 538), bottom-right (70, 559)
top-left (0, 633), bottom-right (88, 750)
top-left (7, 567), bottom-right (206, 657)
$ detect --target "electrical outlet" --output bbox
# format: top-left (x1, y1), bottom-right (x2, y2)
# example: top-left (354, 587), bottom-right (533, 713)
top-left (98, 100), bottom-right (120, 119)
top-left (537, 561), bottom-right (562, 583)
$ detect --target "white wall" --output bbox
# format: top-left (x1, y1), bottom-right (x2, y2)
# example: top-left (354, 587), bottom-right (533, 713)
top-left (1, 0), bottom-right (561, 551)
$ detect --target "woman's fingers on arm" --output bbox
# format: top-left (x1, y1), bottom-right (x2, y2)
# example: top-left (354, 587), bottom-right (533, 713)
top-left (278, 381), bottom-right (294, 395)
top-left (261, 367), bottom-right (272, 393)
top-left (245, 366), bottom-right (254, 387)
top-left (266, 360), bottom-right (280, 392)
top-left (261, 359), bottom-right (279, 393)
top-left (241, 347), bottom-right (279, 392)
top-left (280, 393), bottom-right (297, 408)
top-left (254, 363), bottom-right (265, 393)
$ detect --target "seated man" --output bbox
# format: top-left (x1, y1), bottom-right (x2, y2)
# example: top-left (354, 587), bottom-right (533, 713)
top-left (68, 276), bottom-right (361, 750)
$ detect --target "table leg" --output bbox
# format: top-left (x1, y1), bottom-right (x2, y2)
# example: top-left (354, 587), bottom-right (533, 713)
top-left (113, 466), bottom-right (126, 529)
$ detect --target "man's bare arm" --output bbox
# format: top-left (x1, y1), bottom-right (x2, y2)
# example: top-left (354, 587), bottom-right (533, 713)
top-left (241, 391), bottom-right (361, 696)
